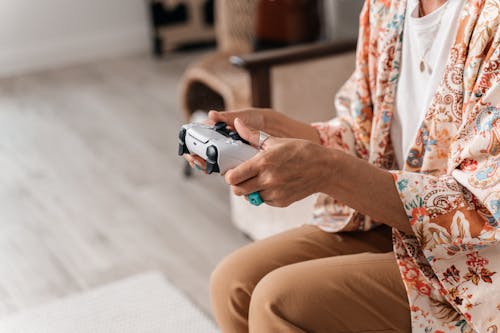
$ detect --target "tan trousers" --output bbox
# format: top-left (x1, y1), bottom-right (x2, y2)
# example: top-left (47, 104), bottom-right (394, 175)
top-left (210, 225), bottom-right (411, 333)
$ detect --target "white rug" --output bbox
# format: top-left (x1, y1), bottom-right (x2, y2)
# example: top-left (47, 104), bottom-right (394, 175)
top-left (0, 272), bottom-right (218, 333)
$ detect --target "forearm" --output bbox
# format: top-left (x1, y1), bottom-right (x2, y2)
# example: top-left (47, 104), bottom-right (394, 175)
top-left (322, 149), bottom-right (413, 234)
top-left (264, 112), bottom-right (321, 144)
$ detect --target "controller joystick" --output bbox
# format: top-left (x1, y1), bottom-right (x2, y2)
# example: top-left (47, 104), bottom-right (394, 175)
top-left (206, 145), bottom-right (220, 174)
top-left (214, 122), bottom-right (232, 137)
top-left (214, 121), bottom-right (226, 130)
top-left (214, 121), bottom-right (227, 131)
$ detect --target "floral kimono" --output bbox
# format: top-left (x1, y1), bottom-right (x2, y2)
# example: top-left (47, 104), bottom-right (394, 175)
top-left (312, 0), bottom-right (500, 332)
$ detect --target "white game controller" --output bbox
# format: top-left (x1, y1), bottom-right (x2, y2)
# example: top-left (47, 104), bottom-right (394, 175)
top-left (178, 122), bottom-right (258, 174)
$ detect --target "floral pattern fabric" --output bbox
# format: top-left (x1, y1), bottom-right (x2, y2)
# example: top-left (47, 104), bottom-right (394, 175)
top-left (311, 0), bottom-right (500, 332)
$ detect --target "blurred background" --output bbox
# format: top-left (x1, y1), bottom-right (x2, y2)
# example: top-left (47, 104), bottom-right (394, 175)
top-left (0, 0), bottom-right (362, 331)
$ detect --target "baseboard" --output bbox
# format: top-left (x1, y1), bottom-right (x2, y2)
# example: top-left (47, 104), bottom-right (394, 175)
top-left (0, 25), bottom-right (149, 78)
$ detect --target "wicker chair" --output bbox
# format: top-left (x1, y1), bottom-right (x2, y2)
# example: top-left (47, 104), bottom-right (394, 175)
top-left (179, 0), bottom-right (258, 120)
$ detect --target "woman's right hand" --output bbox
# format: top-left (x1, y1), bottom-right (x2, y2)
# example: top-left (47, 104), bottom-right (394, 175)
top-left (183, 108), bottom-right (321, 171)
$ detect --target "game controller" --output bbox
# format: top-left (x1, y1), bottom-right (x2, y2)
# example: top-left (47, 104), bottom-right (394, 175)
top-left (178, 121), bottom-right (259, 174)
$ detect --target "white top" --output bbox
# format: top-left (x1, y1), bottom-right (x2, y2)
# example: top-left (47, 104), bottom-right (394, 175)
top-left (392, 0), bottom-right (465, 168)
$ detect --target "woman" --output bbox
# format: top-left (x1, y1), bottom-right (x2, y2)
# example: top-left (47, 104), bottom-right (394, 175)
top-left (185, 0), bottom-right (499, 332)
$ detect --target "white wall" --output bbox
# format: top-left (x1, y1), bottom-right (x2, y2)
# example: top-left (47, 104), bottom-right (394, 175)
top-left (0, 0), bottom-right (149, 77)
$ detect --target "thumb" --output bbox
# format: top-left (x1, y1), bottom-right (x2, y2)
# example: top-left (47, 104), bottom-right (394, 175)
top-left (234, 118), bottom-right (274, 149)
top-left (208, 110), bottom-right (223, 121)
top-left (208, 110), bottom-right (233, 123)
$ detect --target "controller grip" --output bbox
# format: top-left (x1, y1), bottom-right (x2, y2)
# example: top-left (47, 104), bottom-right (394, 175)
top-left (178, 127), bottom-right (190, 155)
top-left (248, 192), bottom-right (263, 206)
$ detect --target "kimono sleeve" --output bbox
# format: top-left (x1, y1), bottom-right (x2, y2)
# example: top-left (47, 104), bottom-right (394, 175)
top-left (309, 76), bottom-right (381, 233)
top-left (311, 116), bottom-right (357, 155)
top-left (390, 102), bottom-right (500, 330)
top-left (310, 66), bottom-right (364, 158)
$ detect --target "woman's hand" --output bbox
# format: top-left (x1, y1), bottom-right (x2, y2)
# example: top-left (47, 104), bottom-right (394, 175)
top-left (185, 108), bottom-right (275, 171)
top-left (184, 108), bottom-right (321, 171)
top-left (225, 118), bottom-right (413, 234)
top-left (225, 118), bottom-right (333, 207)
top-left (209, 109), bottom-right (321, 144)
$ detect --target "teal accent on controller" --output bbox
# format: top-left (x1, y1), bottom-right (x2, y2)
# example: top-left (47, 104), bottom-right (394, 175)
top-left (248, 192), bottom-right (263, 206)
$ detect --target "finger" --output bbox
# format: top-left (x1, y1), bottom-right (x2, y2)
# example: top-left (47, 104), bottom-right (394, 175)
top-left (191, 155), bottom-right (206, 168)
top-left (234, 118), bottom-right (260, 147)
top-left (259, 189), bottom-right (289, 207)
top-left (208, 110), bottom-right (223, 122)
top-left (208, 110), bottom-right (236, 125)
top-left (183, 154), bottom-right (206, 170)
top-left (203, 118), bottom-right (216, 126)
top-left (231, 176), bottom-right (263, 196)
top-left (207, 111), bottom-right (231, 131)
top-left (234, 118), bottom-right (276, 150)
top-left (209, 110), bottom-right (252, 129)
top-left (184, 154), bottom-right (202, 164)
top-left (183, 154), bottom-right (195, 163)
top-left (258, 189), bottom-right (273, 204)
top-left (225, 159), bottom-right (260, 185)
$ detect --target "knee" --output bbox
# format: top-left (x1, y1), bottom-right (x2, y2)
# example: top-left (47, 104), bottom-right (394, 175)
top-left (249, 271), bottom-right (275, 310)
top-left (209, 248), bottom-right (255, 317)
top-left (248, 267), bottom-right (295, 325)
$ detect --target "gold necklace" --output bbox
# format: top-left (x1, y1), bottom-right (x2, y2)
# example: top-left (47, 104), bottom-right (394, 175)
top-left (418, 1), bottom-right (448, 74)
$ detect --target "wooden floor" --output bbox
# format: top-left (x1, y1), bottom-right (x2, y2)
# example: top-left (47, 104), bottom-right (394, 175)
top-left (0, 52), bottom-right (249, 318)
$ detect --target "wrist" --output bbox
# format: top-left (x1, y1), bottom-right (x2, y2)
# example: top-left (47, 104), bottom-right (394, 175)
top-left (309, 126), bottom-right (322, 145)
top-left (317, 147), bottom-right (342, 195)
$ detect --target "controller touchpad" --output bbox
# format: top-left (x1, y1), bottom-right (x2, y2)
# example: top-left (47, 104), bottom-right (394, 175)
top-left (188, 129), bottom-right (211, 143)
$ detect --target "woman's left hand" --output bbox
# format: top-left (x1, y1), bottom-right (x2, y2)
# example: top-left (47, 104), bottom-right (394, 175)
top-left (225, 118), bottom-right (334, 207)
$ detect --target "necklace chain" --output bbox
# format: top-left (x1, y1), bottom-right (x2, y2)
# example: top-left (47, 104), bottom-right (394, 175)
top-left (418, 1), bottom-right (448, 74)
